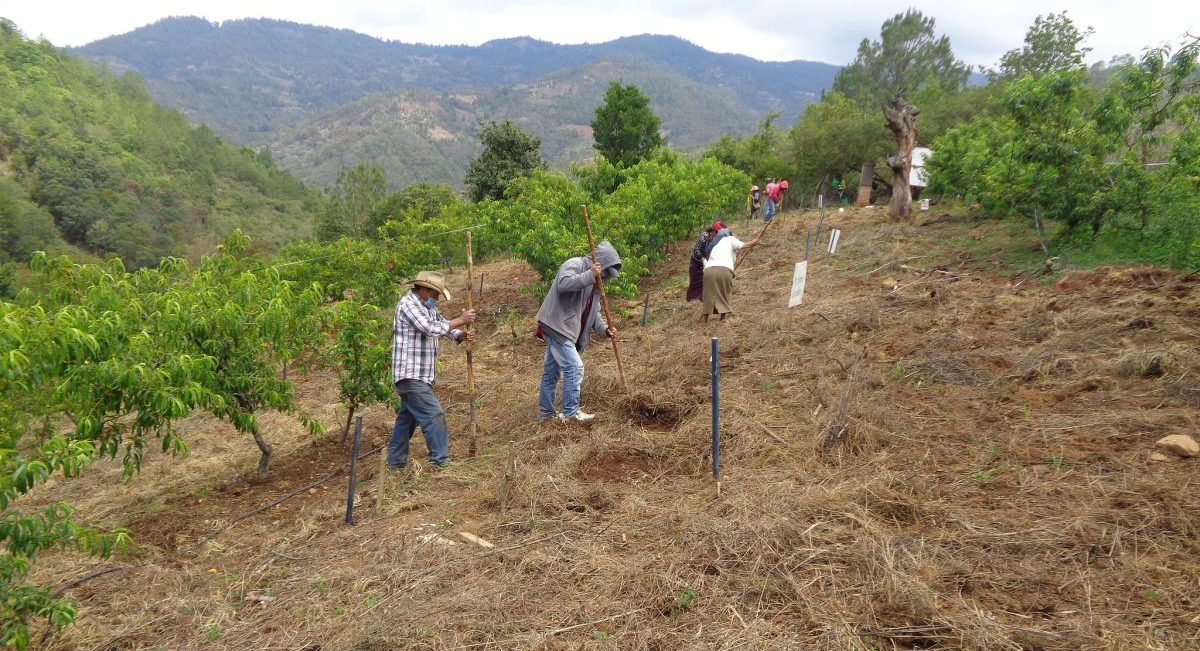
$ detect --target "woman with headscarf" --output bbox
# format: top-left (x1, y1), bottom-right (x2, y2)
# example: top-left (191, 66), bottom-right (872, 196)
top-left (701, 226), bottom-right (761, 323)
top-left (686, 221), bottom-right (724, 302)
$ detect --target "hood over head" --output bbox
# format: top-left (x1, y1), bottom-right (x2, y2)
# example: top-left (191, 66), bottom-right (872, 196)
top-left (594, 240), bottom-right (622, 278)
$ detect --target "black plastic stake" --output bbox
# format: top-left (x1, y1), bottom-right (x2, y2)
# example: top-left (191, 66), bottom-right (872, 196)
top-left (641, 292), bottom-right (650, 325)
top-left (345, 415), bottom-right (362, 525)
top-left (815, 202), bottom-right (826, 249)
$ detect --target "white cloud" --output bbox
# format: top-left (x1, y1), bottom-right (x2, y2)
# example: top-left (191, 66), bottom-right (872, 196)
top-left (5, 0), bottom-right (1195, 67)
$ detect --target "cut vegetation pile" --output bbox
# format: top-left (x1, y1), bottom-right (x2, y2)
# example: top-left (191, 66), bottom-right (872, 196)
top-left (26, 208), bottom-right (1200, 650)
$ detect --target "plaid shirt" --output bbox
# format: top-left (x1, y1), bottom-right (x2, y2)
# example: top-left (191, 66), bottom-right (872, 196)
top-left (392, 290), bottom-right (462, 385)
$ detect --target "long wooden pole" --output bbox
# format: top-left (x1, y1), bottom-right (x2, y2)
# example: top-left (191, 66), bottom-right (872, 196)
top-left (465, 231), bottom-right (479, 457)
top-left (733, 215), bottom-right (778, 272)
top-left (581, 205), bottom-right (628, 393)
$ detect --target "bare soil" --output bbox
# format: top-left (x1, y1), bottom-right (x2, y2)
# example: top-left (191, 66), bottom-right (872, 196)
top-left (25, 208), bottom-right (1200, 650)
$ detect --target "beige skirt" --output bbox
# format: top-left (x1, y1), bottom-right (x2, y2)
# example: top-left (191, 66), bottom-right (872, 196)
top-left (702, 266), bottom-right (734, 315)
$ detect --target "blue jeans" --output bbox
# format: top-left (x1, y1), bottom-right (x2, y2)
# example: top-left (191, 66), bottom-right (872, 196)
top-left (539, 331), bottom-right (584, 419)
top-left (389, 379), bottom-right (449, 467)
top-left (763, 198), bottom-right (776, 221)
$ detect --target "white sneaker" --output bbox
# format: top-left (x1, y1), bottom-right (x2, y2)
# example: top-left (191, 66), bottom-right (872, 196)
top-left (565, 410), bottom-right (595, 422)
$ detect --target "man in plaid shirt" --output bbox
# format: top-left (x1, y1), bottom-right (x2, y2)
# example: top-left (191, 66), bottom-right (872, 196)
top-left (389, 271), bottom-right (475, 470)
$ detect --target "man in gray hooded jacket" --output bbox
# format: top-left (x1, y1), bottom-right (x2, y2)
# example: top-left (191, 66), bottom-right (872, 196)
top-left (536, 241), bottom-right (621, 422)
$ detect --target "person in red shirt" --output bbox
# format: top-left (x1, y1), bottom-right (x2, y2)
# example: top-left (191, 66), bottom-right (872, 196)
top-left (765, 180), bottom-right (787, 220)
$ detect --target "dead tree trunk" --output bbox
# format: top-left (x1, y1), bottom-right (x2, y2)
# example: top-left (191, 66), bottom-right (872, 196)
top-left (883, 95), bottom-right (920, 220)
top-left (856, 161), bottom-right (874, 207)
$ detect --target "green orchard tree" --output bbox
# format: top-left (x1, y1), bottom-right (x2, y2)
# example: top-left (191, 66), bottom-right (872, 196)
top-left (0, 252), bottom-right (226, 648)
top-left (591, 83), bottom-right (664, 168)
top-left (278, 235), bottom-right (440, 306)
top-left (0, 299), bottom-right (131, 650)
top-left (177, 232), bottom-right (325, 478)
top-left (491, 153), bottom-right (746, 296)
top-left (464, 121), bottom-right (545, 202)
top-left (926, 37), bottom-right (1199, 267)
top-left (326, 298), bottom-right (395, 444)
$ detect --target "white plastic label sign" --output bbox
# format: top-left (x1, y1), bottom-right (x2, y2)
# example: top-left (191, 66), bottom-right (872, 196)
top-left (788, 261), bottom-right (808, 308)
top-left (827, 229), bottom-right (841, 254)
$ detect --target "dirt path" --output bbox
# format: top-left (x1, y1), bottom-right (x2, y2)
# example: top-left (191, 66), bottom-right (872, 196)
top-left (30, 209), bottom-right (1200, 650)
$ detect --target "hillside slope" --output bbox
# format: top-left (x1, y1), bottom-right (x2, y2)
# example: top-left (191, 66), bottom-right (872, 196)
top-left (28, 208), bottom-right (1200, 649)
top-left (268, 56), bottom-right (762, 188)
top-left (0, 21), bottom-right (312, 267)
top-left (72, 17), bottom-right (837, 145)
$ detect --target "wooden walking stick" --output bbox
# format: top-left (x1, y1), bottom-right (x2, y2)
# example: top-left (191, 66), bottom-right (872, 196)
top-left (581, 205), bottom-right (629, 393)
top-left (733, 217), bottom-right (775, 272)
top-left (465, 231), bottom-right (479, 457)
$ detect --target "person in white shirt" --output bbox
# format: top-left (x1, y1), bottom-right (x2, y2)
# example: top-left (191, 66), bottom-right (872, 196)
top-left (701, 227), bottom-right (761, 323)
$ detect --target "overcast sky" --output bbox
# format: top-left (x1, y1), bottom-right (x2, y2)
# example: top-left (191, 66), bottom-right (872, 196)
top-left (6, 1), bottom-right (1196, 67)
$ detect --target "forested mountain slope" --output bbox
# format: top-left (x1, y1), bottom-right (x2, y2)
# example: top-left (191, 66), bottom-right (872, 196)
top-left (268, 56), bottom-right (762, 187)
top-left (73, 17), bottom-right (838, 151)
top-left (0, 20), bottom-right (312, 267)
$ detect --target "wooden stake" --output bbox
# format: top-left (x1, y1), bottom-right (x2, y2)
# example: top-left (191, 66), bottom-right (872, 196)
top-left (499, 440), bottom-right (516, 512)
top-left (733, 216), bottom-right (778, 272)
top-left (465, 231), bottom-right (479, 457)
top-left (581, 205), bottom-right (628, 392)
top-left (375, 442), bottom-right (388, 508)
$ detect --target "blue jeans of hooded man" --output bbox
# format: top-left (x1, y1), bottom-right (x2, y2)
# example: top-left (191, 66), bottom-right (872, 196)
top-left (763, 198), bottom-right (776, 221)
top-left (539, 330), bottom-right (585, 419)
top-left (389, 379), bottom-right (449, 467)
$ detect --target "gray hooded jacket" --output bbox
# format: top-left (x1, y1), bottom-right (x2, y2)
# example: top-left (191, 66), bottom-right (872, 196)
top-left (536, 241), bottom-right (622, 351)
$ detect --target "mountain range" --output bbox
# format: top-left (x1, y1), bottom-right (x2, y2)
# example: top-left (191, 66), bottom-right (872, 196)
top-left (74, 17), bottom-right (840, 188)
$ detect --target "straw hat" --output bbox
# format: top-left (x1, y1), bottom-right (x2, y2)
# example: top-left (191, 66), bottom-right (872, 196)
top-left (410, 270), bottom-right (452, 301)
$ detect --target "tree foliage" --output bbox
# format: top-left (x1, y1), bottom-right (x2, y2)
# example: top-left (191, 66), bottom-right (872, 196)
top-left (0, 229), bottom-right (322, 644)
top-left (495, 151), bottom-right (747, 296)
top-left (994, 12), bottom-right (1094, 80)
top-left (591, 82), bottom-right (664, 168)
top-left (464, 120), bottom-right (545, 202)
top-left (0, 23), bottom-right (311, 267)
top-left (373, 183), bottom-right (462, 234)
top-left (326, 298), bottom-right (395, 443)
top-left (831, 9), bottom-right (971, 108)
top-left (788, 93), bottom-right (891, 191)
top-left (703, 113), bottom-right (791, 183)
top-left (316, 162), bottom-right (387, 242)
top-left (927, 37), bottom-right (1200, 268)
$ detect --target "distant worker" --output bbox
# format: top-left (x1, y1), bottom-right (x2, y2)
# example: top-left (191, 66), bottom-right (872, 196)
top-left (747, 185), bottom-right (762, 221)
top-left (767, 179), bottom-right (788, 215)
top-left (763, 179), bottom-right (777, 222)
top-left (701, 227), bottom-right (761, 324)
top-left (388, 271), bottom-right (475, 470)
top-left (687, 221), bottom-right (724, 302)
top-left (536, 241), bottom-right (622, 422)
